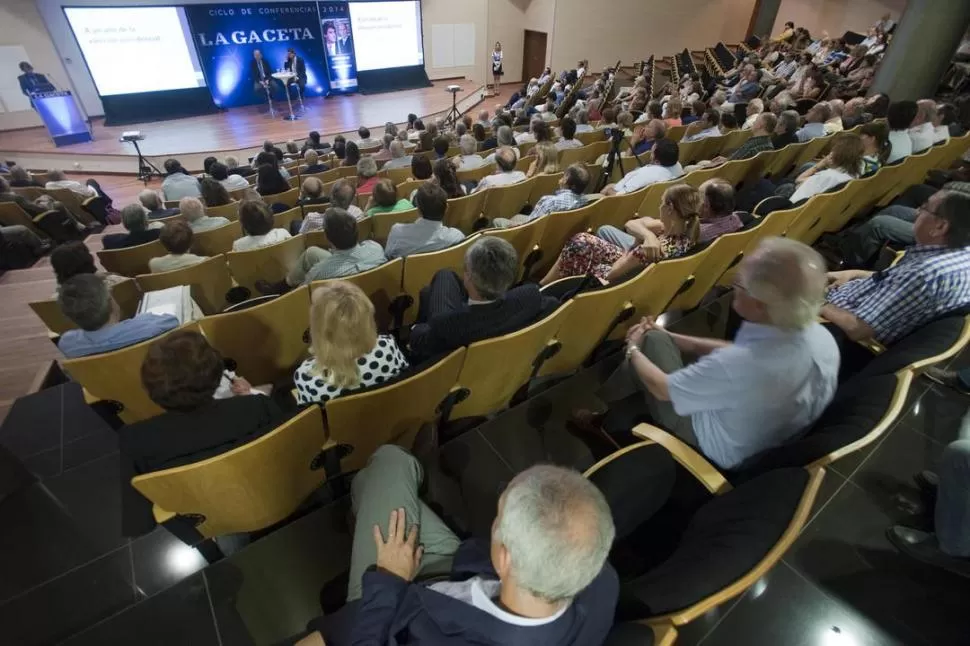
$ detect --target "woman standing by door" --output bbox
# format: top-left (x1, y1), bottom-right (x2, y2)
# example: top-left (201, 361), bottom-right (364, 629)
top-left (491, 42), bottom-right (504, 95)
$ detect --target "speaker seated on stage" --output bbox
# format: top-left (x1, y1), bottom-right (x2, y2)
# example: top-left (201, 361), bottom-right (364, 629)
top-left (250, 49), bottom-right (281, 98)
top-left (284, 48), bottom-right (307, 96)
top-left (17, 62), bottom-right (55, 98)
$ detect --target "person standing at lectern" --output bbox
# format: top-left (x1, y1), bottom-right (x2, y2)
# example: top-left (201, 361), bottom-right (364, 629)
top-left (284, 48), bottom-right (307, 98)
top-left (17, 62), bottom-right (55, 99)
top-left (250, 50), bottom-right (279, 101)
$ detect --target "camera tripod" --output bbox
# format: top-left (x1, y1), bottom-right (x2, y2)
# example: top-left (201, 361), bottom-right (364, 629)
top-left (125, 138), bottom-right (163, 184)
top-left (599, 128), bottom-right (645, 192)
top-left (443, 86), bottom-right (463, 127)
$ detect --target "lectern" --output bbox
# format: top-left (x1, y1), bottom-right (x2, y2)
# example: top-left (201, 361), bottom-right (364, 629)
top-left (31, 91), bottom-right (93, 147)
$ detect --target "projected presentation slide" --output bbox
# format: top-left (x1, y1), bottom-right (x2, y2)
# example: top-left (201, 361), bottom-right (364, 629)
top-left (64, 6), bottom-right (207, 96)
top-left (348, 1), bottom-right (424, 71)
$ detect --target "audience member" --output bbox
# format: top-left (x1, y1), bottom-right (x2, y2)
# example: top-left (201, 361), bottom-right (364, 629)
top-left (181, 196), bottom-right (228, 232)
top-left (102, 204), bottom-right (162, 250)
top-left (431, 159), bottom-right (467, 199)
top-left (543, 184), bottom-right (702, 284)
top-left (356, 156), bottom-right (380, 195)
top-left (365, 178), bottom-right (413, 217)
top-left (789, 132), bottom-right (863, 203)
top-left (148, 221), bottom-right (207, 273)
top-left (303, 149), bottom-right (329, 173)
top-left (294, 281), bottom-right (408, 406)
top-left (731, 113), bottom-right (777, 160)
top-left (343, 141), bottom-right (361, 167)
top-left (823, 190), bottom-right (970, 369)
top-left (578, 237), bottom-right (837, 469)
top-left (602, 138), bottom-right (683, 195)
top-left (410, 155), bottom-right (433, 182)
top-left (456, 135), bottom-right (486, 169)
top-left (474, 148), bottom-right (527, 192)
top-left (199, 178), bottom-right (233, 207)
top-left (357, 126), bottom-right (381, 149)
top-left (50, 241), bottom-right (125, 294)
top-left (57, 274), bottom-right (179, 359)
top-left (255, 151), bottom-right (291, 179)
top-left (841, 97), bottom-right (868, 129)
top-left (209, 161), bottom-right (249, 190)
top-left (298, 177), bottom-right (330, 208)
top-left (385, 183), bottom-right (464, 259)
top-left (527, 142), bottom-right (561, 177)
top-left (118, 329), bottom-right (284, 536)
top-left (138, 190), bottom-right (178, 220)
top-left (7, 166), bottom-right (43, 187)
top-left (795, 103), bottom-right (832, 142)
top-left (484, 127), bottom-right (519, 164)
top-left (161, 159), bottom-right (202, 200)
top-left (575, 109), bottom-right (595, 133)
top-left (720, 113), bottom-right (739, 132)
top-left (910, 100), bottom-right (937, 153)
top-left (742, 99), bottom-right (765, 130)
top-left (494, 163), bottom-right (590, 228)
top-left (556, 117), bottom-right (583, 150)
top-left (681, 110), bottom-right (722, 142)
top-left (292, 452), bottom-right (616, 646)
top-left (256, 163), bottom-right (291, 196)
top-left (384, 141), bottom-right (413, 169)
top-left (859, 120), bottom-right (890, 173)
top-left (772, 110), bottom-right (801, 149)
top-left (409, 237), bottom-right (560, 361)
top-left (374, 134), bottom-right (395, 162)
top-left (887, 100), bottom-right (917, 163)
top-left (302, 130), bottom-right (330, 153)
top-left (233, 199), bottom-right (291, 251)
top-left (433, 136), bottom-right (451, 160)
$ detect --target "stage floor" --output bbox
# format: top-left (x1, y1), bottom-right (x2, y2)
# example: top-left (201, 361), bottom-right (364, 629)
top-left (1, 80), bottom-right (488, 159)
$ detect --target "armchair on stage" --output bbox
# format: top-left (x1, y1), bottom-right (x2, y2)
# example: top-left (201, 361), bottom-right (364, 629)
top-left (31, 91), bottom-right (92, 147)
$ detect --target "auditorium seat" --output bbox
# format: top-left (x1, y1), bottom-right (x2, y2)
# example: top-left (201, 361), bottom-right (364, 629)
top-left (575, 131), bottom-right (604, 147)
top-left (131, 405), bottom-right (330, 554)
top-left (482, 218), bottom-right (546, 280)
top-left (724, 371), bottom-right (913, 483)
top-left (442, 191), bottom-right (487, 234)
top-left (44, 187), bottom-right (102, 225)
top-left (481, 178), bottom-right (538, 224)
top-left (135, 255), bottom-right (234, 315)
top-left (30, 277), bottom-right (142, 335)
top-left (198, 285), bottom-right (310, 386)
top-left (530, 200), bottom-right (604, 277)
top-left (399, 234), bottom-right (481, 326)
top-left (395, 178), bottom-right (425, 200)
top-left (260, 187), bottom-right (300, 208)
top-left (537, 278), bottom-right (638, 376)
top-left (384, 166), bottom-right (413, 185)
top-left (456, 163), bottom-right (496, 185)
top-left (191, 220), bottom-right (243, 256)
top-left (612, 251), bottom-right (709, 338)
top-left (326, 348), bottom-right (466, 473)
top-left (853, 314), bottom-right (970, 380)
top-left (62, 322), bottom-right (193, 424)
top-left (605, 622), bottom-right (677, 646)
top-left (590, 431), bottom-right (823, 627)
top-left (558, 146), bottom-right (592, 167)
top-left (666, 227), bottom-right (754, 311)
top-left (226, 234), bottom-right (305, 293)
top-left (272, 206), bottom-right (304, 232)
top-left (442, 301), bottom-right (573, 423)
top-left (97, 240), bottom-right (167, 277)
top-left (0, 202), bottom-right (47, 239)
top-left (206, 201), bottom-right (241, 221)
top-left (310, 257), bottom-right (404, 333)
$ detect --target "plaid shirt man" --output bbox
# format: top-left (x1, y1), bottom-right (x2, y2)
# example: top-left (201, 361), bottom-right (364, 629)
top-left (528, 189), bottom-right (589, 221)
top-left (730, 135), bottom-right (775, 161)
top-left (826, 244), bottom-right (970, 344)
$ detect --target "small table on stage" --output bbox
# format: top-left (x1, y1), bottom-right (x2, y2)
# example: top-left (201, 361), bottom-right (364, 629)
top-left (271, 72), bottom-right (304, 121)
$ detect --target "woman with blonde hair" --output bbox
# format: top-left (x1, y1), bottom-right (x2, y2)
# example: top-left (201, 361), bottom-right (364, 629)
top-left (664, 98), bottom-right (683, 127)
top-left (540, 184), bottom-right (702, 285)
top-left (527, 142), bottom-right (560, 177)
top-left (293, 281), bottom-right (408, 405)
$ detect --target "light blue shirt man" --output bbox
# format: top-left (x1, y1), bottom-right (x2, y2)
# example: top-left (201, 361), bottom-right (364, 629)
top-left (667, 321), bottom-right (839, 469)
top-left (160, 173), bottom-right (201, 201)
top-left (59, 314), bottom-right (180, 358)
top-left (795, 121), bottom-right (827, 142)
top-left (385, 218), bottom-right (465, 259)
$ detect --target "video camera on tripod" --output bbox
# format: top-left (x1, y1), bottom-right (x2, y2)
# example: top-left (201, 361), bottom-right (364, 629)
top-left (598, 125), bottom-right (646, 192)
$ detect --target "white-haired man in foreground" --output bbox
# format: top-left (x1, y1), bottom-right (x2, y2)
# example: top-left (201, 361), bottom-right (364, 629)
top-left (580, 237), bottom-right (839, 470)
top-left (294, 446), bottom-right (617, 646)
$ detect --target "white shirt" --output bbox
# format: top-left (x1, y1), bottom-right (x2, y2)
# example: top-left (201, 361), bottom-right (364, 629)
top-left (613, 163), bottom-right (684, 194)
top-left (475, 171), bottom-right (527, 192)
top-left (45, 180), bottom-right (97, 198)
top-left (575, 124), bottom-right (594, 133)
top-left (231, 228), bottom-right (291, 251)
top-left (887, 129), bottom-right (913, 163)
top-left (668, 322), bottom-right (839, 469)
top-left (909, 122), bottom-right (935, 153)
top-left (515, 132), bottom-right (536, 144)
top-left (429, 577), bottom-right (569, 627)
top-left (555, 138), bottom-right (583, 150)
top-left (457, 154), bottom-right (486, 169)
top-left (220, 175), bottom-right (250, 190)
top-left (188, 215), bottom-right (230, 232)
top-left (484, 148), bottom-right (521, 164)
top-left (934, 124), bottom-right (951, 144)
top-left (790, 168), bottom-right (853, 203)
top-left (682, 126), bottom-right (721, 143)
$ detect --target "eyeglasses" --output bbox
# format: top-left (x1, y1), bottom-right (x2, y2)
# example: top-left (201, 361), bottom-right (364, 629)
top-left (918, 203), bottom-right (942, 218)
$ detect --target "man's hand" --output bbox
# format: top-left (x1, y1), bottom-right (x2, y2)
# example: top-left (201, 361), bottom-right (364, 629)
top-left (230, 377), bottom-right (252, 395)
top-left (626, 315), bottom-right (662, 348)
top-left (373, 508), bottom-right (423, 582)
top-left (827, 269), bottom-right (870, 289)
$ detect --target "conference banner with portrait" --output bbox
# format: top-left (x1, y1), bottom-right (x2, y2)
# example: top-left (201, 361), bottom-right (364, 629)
top-left (318, 2), bottom-right (358, 93)
top-left (184, 2), bottom-right (328, 108)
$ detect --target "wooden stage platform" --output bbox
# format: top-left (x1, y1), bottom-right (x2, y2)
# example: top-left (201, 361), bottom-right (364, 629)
top-left (0, 80), bottom-right (489, 173)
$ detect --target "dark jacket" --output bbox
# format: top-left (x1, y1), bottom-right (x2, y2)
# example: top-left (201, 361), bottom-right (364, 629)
top-left (118, 395), bottom-right (286, 536)
top-left (285, 56), bottom-right (307, 85)
top-left (18, 72), bottom-right (54, 96)
top-left (0, 192), bottom-right (46, 217)
top-left (147, 207), bottom-right (180, 220)
top-left (101, 228), bottom-right (161, 250)
top-left (303, 163), bottom-right (330, 174)
top-left (233, 165), bottom-right (257, 178)
top-left (772, 131), bottom-right (798, 149)
top-left (318, 539), bottom-right (618, 646)
top-left (409, 271), bottom-right (562, 362)
top-left (8, 179), bottom-right (44, 188)
top-left (250, 57), bottom-right (273, 84)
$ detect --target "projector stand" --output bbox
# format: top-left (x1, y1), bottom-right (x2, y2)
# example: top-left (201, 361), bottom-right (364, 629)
top-left (444, 86), bottom-right (462, 127)
top-left (125, 138), bottom-right (162, 185)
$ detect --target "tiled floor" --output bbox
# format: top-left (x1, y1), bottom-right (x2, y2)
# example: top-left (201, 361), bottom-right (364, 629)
top-left (2, 299), bottom-right (970, 645)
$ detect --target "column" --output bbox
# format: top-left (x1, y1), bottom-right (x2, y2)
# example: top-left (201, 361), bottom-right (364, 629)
top-left (746, 0), bottom-right (783, 41)
top-left (869, 0), bottom-right (970, 101)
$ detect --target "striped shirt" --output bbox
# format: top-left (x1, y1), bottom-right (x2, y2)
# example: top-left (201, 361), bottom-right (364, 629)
top-left (827, 245), bottom-right (970, 344)
top-left (529, 189), bottom-right (589, 220)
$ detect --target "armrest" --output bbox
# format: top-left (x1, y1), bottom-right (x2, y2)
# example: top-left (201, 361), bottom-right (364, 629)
top-left (650, 622), bottom-right (678, 646)
top-left (81, 387), bottom-right (101, 406)
top-left (632, 423), bottom-right (732, 494)
top-left (152, 505), bottom-right (176, 524)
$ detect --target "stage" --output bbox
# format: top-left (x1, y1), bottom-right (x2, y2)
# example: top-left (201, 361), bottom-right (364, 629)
top-left (0, 80), bottom-right (489, 174)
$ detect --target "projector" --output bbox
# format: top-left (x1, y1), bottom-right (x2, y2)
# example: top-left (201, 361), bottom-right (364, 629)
top-left (120, 131), bottom-right (144, 142)
top-left (446, 85), bottom-right (461, 93)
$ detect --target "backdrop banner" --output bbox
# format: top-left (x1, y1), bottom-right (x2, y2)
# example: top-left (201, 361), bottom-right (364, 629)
top-left (185, 2), bottom-right (328, 107)
top-left (318, 2), bottom-right (358, 93)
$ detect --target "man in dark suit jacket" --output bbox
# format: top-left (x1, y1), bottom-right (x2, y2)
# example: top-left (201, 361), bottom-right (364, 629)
top-left (17, 62), bottom-right (55, 98)
top-left (409, 237), bottom-right (561, 361)
top-left (337, 21), bottom-right (354, 55)
top-left (250, 49), bottom-right (280, 99)
top-left (284, 48), bottom-right (307, 96)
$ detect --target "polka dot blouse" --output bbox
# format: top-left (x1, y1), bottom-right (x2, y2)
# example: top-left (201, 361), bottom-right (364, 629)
top-left (294, 335), bottom-right (409, 406)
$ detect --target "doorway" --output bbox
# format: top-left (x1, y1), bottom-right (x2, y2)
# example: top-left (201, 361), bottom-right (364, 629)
top-left (522, 30), bottom-right (547, 82)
